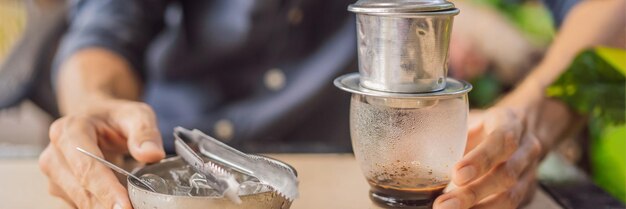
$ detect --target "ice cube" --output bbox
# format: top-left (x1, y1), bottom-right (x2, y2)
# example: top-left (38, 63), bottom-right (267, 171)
top-left (189, 173), bottom-right (210, 188)
top-left (188, 173), bottom-right (220, 197)
top-left (238, 180), bottom-right (268, 195)
top-left (140, 173), bottom-right (170, 194)
top-left (169, 165), bottom-right (194, 187)
top-left (171, 185), bottom-right (193, 196)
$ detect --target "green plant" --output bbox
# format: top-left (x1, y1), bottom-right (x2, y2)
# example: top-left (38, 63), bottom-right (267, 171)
top-left (547, 47), bottom-right (626, 203)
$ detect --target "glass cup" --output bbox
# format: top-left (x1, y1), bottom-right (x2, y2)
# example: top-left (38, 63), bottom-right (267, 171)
top-left (350, 93), bottom-right (468, 208)
top-left (128, 157), bottom-right (295, 209)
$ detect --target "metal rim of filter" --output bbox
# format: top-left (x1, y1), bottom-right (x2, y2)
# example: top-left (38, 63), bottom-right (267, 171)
top-left (333, 73), bottom-right (472, 99)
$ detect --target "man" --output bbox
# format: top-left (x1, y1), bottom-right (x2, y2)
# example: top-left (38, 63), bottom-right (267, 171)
top-left (38, 0), bottom-right (625, 209)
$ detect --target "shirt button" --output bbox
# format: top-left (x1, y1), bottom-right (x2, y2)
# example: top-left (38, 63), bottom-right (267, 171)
top-left (264, 68), bottom-right (286, 91)
top-left (287, 7), bottom-right (303, 25)
top-left (214, 119), bottom-right (234, 142)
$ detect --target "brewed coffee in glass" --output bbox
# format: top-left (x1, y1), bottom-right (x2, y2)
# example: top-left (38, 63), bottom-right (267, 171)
top-left (350, 93), bottom-right (468, 208)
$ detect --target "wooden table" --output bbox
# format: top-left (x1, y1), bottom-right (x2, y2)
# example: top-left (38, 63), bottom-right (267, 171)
top-left (0, 154), bottom-right (562, 209)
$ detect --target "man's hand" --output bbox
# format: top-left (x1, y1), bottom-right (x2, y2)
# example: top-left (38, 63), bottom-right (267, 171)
top-left (434, 107), bottom-right (543, 209)
top-left (39, 99), bottom-right (165, 209)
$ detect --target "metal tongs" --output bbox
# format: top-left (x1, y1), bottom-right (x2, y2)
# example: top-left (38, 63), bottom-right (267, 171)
top-left (174, 127), bottom-right (299, 201)
top-left (174, 136), bottom-right (241, 204)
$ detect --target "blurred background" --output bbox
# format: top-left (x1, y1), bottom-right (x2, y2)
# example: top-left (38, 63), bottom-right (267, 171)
top-left (0, 0), bottom-right (623, 204)
top-left (0, 0), bottom-right (58, 158)
top-left (0, 0), bottom-right (556, 157)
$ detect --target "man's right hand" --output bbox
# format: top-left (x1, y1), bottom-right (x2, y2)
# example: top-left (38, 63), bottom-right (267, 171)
top-left (39, 99), bottom-right (165, 209)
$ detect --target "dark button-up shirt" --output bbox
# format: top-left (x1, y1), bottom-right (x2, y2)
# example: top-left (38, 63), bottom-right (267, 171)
top-left (54, 0), bottom-right (357, 153)
top-left (53, 0), bottom-right (578, 153)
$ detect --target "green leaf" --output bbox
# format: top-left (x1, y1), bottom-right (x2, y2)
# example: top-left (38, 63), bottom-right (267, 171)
top-left (590, 121), bottom-right (626, 203)
top-left (595, 47), bottom-right (626, 75)
top-left (468, 0), bottom-right (555, 45)
top-left (509, 3), bottom-right (555, 46)
top-left (548, 47), bottom-right (626, 203)
top-left (546, 47), bottom-right (625, 125)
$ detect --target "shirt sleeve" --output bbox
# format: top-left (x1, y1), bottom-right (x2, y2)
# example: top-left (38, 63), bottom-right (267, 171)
top-left (542, 0), bottom-right (581, 28)
top-left (53, 0), bottom-right (169, 82)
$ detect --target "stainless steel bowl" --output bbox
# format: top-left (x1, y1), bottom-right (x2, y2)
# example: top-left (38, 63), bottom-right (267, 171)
top-left (352, 9), bottom-right (459, 93)
top-left (128, 156), bottom-right (294, 209)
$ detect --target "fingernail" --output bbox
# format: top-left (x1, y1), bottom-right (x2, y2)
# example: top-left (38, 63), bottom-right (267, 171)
top-left (113, 203), bottom-right (123, 209)
top-left (139, 141), bottom-right (160, 152)
top-left (456, 165), bottom-right (476, 185)
top-left (439, 198), bottom-right (460, 209)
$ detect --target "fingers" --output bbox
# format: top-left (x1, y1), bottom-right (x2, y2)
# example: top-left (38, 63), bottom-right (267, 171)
top-left (40, 145), bottom-right (111, 209)
top-left (435, 134), bottom-right (542, 209)
top-left (454, 108), bottom-right (523, 186)
top-left (41, 147), bottom-right (77, 208)
top-left (465, 121), bottom-right (483, 153)
top-left (454, 130), bottom-right (517, 186)
top-left (47, 117), bottom-right (132, 209)
top-left (467, 110), bottom-right (485, 131)
top-left (42, 101), bottom-right (162, 209)
top-left (47, 182), bottom-right (76, 208)
top-left (94, 122), bottom-right (131, 153)
top-left (111, 102), bottom-right (165, 162)
top-left (41, 147), bottom-right (92, 208)
top-left (471, 167), bottom-right (537, 209)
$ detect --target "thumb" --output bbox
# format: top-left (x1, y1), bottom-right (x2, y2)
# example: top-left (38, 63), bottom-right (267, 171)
top-left (465, 110), bottom-right (485, 153)
top-left (468, 110), bottom-right (485, 131)
top-left (113, 103), bottom-right (166, 163)
top-left (127, 125), bottom-right (165, 163)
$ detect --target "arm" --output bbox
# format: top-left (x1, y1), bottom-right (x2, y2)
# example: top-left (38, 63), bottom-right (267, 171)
top-left (497, 0), bottom-right (624, 155)
top-left (434, 0), bottom-right (625, 208)
top-left (528, 0), bottom-right (626, 89)
top-left (56, 49), bottom-right (142, 114)
top-left (39, 1), bottom-right (168, 209)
